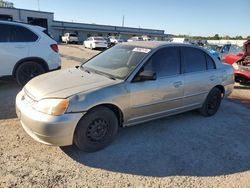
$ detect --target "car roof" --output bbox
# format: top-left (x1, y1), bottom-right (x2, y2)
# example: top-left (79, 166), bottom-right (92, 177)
top-left (122, 41), bottom-right (192, 49)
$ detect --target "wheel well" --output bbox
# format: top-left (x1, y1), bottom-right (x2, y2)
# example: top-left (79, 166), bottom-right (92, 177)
top-left (89, 104), bottom-right (124, 127)
top-left (214, 85), bottom-right (225, 97)
top-left (13, 57), bottom-right (49, 77)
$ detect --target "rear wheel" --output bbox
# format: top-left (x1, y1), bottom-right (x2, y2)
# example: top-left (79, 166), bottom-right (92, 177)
top-left (15, 61), bottom-right (45, 86)
top-left (199, 88), bottom-right (222, 116)
top-left (74, 106), bottom-right (118, 152)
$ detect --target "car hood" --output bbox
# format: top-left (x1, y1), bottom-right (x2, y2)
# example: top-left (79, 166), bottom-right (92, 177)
top-left (24, 67), bottom-right (120, 100)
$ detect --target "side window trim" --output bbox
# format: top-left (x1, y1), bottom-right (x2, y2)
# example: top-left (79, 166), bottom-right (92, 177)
top-left (205, 53), bottom-right (216, 70)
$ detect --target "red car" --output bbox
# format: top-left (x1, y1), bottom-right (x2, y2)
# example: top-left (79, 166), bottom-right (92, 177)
top-left (224, 39), bottom-right (250, 85)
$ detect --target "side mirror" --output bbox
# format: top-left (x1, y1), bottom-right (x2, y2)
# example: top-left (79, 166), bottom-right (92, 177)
top-left (137, 70), bottom-right (156, 81)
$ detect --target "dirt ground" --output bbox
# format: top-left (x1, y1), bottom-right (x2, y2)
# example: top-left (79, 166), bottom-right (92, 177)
top-left (0, 44), bottom-right (250, 188)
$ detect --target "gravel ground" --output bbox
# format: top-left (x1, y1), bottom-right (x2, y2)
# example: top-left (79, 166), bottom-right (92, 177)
top-left (0, 44), bottom-right (250, 188)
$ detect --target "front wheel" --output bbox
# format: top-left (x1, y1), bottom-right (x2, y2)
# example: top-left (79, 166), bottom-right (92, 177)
top-left (15, 61), bottom-right (45, 86)
top-left (199, 88), bottom-right (222, 116)
top-left (74, 106), bottom-right (118, 152)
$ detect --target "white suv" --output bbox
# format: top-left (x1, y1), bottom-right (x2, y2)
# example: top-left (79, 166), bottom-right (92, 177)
top-left (0, 21), bottom-right (61, 86)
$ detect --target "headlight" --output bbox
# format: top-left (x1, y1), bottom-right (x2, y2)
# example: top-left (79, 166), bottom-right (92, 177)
top-left (33, 98), bottom-right (69, 116)
top-left (232, 63), bottom-right (239, 70)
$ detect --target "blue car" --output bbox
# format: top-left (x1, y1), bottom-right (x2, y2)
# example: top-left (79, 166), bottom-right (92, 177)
top-left (204, 45), bottom-right (221, 60)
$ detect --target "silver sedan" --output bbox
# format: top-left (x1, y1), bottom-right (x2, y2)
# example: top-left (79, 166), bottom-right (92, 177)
top-left (16, 41), bottom-right (234, 152)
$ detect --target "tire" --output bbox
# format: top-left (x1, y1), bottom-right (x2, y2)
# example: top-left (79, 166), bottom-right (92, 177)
top-left (199, 88), bottom-right (222, 116)
top-left (15, 61), bottom-right (46, 86)
top-left (74, 106), bottom-right (118, 152)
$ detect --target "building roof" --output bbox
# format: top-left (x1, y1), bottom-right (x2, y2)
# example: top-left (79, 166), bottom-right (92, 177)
top-left (52, 20), bottom-right (166, 36)
top-left (0, 7), bottom-right (54, 14)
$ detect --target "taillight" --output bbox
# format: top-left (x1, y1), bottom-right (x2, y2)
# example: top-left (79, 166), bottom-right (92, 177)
top-left (50, 44), bottom-right (59, 53)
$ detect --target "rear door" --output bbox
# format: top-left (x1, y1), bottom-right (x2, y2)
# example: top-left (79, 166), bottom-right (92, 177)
top-left (127, 47), bottom-right (184, 124)
top-left (181, 47), bottom-right (218, 108)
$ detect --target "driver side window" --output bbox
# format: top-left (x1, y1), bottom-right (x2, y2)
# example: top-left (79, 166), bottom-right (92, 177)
top-left (143, 47), bottom-right (181, 78)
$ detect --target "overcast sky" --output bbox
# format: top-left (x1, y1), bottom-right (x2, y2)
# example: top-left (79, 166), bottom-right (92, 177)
top-left (8, 0), bottom-right (250, 37)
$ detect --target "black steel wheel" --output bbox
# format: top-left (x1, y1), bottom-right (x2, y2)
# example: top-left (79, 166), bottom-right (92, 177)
top-left (74, 106), bottom-right (118, 152)
top-left (199, 87), bottom-right (222, 116)
top-left (15, 61), bottom-right (45, 86)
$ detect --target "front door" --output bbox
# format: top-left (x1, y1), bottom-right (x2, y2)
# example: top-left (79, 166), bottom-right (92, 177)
top-left (127, 47), bottom-right (184, 125)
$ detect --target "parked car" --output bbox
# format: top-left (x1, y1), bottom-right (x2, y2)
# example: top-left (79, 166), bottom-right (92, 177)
top-left (127, 36), bottom-right (143, 42)
top-left (142, 35), bottom-right (152, 41)
top-left (204, 44), bottom-right (221, 60)
top-left (0, 21), bottom-right (61, 86)
top-left (84, 37), bottom-right (108, 50)
top-left (224, 39), bottom-right (250, 85)
top-left (61, 33), bottom-right (79, 44)
top-left (219, 44), bottom-right (243, 60)
top-left (16, 41), bottom-right (234, 152)
top-left (108, 36), bottom-right (124, 45)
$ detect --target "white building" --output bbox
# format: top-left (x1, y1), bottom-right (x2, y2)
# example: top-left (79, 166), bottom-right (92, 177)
top-left (0, 7), bottom-right (169, 42)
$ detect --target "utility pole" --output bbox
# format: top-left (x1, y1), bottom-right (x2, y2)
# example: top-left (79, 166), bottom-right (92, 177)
top-left (122, 15), bottom-right (124, 27)
top-left (37, 0), bottom-right (40, 11)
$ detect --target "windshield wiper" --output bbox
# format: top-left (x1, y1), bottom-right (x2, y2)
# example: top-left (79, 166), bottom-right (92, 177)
top-left (92, 69), bottom-right (116, 80)
top-left (80, 66), bottom-right (91, 74)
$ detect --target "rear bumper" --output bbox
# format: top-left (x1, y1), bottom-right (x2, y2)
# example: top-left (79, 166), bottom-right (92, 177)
top-left (93, 43), bottom-right (108, 48)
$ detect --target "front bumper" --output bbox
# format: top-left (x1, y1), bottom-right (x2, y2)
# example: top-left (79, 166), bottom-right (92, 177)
top-left (16, 90), bottom-right (84, 146)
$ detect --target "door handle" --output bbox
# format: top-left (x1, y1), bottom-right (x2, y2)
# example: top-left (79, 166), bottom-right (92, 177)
top-left (173, 81), bottom-right (183, 88)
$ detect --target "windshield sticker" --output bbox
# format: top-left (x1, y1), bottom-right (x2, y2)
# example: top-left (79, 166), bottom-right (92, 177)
top-left (132, 48), bottom-right (151, 53)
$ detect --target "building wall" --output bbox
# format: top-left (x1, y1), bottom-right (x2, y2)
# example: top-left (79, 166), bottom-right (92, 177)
top-left (207, 40), bottom-right (246, 47)
top-left (0, 8), bottom-right (54, 28)
top-left (0, 7), bottom-right (167, 42)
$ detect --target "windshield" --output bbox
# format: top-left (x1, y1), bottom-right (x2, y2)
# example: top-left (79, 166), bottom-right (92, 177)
top-left (82, 45), bottom-right (151, 79)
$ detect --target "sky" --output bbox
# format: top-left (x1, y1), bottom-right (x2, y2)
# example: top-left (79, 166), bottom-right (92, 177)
top-left (8, 0), bottom-right (250, 37)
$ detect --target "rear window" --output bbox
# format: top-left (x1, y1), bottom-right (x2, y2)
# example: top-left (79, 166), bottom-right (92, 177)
top-left (69, 34), bottom-right (77, 37)
top-left (11, 25), bottom-right (38, 42)
top-left (0, 23), bottom-right (38, 42)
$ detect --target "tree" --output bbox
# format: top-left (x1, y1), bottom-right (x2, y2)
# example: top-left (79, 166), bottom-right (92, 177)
top-left (235, 36), bottom-right (243, 40)
top-left (213, 34), bottom-right (220, 40)
top-left (0, 0), bottom-right (14, 8)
